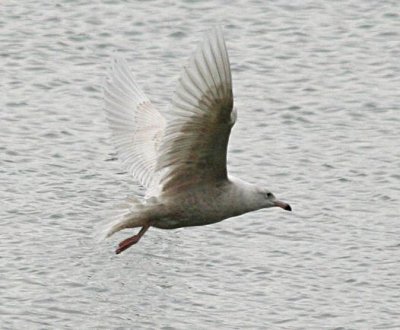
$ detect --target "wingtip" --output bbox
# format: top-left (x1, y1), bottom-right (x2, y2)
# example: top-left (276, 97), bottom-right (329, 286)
top-left (211, 25), bottom-right (224, 32)
top-left (207, 26), bottom-right (225, 39)
top-left (110, 54), bottom-right (126, 73)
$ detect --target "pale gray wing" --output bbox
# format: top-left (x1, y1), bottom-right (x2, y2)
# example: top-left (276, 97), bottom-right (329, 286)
top-left (104, 56), bottom-right (166, 190)
top-left (155, 27), bottom-right (235, 194)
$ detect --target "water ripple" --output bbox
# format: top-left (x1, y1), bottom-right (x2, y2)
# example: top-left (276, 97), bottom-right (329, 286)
top-left (1, 0), bottom-right (399, 328)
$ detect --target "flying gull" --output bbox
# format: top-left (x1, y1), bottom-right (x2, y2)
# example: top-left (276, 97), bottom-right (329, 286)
top-left (103, 27), bottom-right (291, 254)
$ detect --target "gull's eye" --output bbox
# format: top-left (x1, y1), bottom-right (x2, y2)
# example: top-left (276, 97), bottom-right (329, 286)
top-left (267, 192), bottom-right (273, 198)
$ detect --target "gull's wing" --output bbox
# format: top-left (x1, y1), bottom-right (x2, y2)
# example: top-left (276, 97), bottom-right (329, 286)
top-left (156, 27), bottom-right (235, 194)
top-left (104, 56), bottom-right (166, 190)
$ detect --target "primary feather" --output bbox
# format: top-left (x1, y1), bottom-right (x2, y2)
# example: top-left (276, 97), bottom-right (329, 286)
top-left (156, 27), bottom-right (235, 194)
top-left (104, 56), bottom-right (166, 194)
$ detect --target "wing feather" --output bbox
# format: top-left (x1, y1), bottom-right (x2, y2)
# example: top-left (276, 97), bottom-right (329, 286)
top-left (156, 27), bottom-right (234, 194)
top-left (104, 56), bottom-right (166, 191)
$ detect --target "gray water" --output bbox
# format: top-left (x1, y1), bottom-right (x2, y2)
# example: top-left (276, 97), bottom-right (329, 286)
top-left (1, 0), bottom-right (399, 329)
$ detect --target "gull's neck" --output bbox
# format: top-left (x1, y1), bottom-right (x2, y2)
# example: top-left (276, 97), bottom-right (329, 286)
top-left (227, 176), bottom-right (265, 214)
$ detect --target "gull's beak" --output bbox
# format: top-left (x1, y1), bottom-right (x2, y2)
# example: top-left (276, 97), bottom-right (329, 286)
top-left (274, 200), bottom-right (292, 211)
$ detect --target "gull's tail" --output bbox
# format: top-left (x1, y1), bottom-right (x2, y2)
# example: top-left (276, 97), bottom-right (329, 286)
top-left (97, 195), bottom-right (147, 241)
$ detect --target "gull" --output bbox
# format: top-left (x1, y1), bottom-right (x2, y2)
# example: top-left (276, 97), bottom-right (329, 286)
top-left (103, 27), bottom-right (291, 254)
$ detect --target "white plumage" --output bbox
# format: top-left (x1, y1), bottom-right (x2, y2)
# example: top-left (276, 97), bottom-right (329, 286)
top-left (104, 56), bottom-right (166, 193)
top-left (102, 27), bottom-right (291, 254)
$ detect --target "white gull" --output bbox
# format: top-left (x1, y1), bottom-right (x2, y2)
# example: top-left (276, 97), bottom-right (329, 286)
top-left (103, 27), bottom-right (291, 254)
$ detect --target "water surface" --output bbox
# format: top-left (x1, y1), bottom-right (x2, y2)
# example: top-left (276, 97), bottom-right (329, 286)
top-left (1, 1), bottom-right (399, 328)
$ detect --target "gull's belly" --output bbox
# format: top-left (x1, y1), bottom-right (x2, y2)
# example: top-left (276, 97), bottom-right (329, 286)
top-left (152, 187), bottom-right (239, 229)
top-left (153, 216), bottom-right (226, 230)
top-left (152, 202), bottom-right (224, 229)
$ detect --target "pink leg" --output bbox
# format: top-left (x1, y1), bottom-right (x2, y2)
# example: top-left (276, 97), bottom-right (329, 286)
top-left (115, 224), bottom-right (150, 254)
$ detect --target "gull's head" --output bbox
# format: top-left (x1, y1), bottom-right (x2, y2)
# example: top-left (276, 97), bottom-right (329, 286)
top-left (258, 188), bottom-right (292, 211)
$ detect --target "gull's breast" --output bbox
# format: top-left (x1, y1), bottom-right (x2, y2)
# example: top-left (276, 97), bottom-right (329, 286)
top-left (151, 180), bottom-right (248, 229)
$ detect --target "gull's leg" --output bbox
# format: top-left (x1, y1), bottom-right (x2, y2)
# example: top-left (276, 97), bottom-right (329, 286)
top-left (115, 224), bottom-right (150, 254)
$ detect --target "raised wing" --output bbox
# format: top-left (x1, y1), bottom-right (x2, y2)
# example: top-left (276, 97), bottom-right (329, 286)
top-left (156, 27), bottom-right (235, 194)
top-left (104, 56), bottom-right (166, 190)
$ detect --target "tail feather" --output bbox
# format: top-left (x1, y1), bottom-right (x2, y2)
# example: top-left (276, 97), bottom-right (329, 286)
top-left (97, 195), bottom-right (146, 241)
